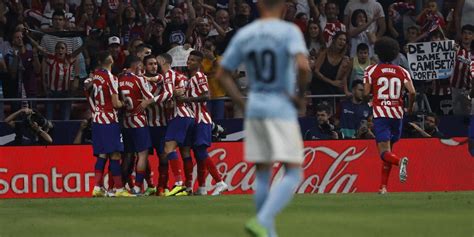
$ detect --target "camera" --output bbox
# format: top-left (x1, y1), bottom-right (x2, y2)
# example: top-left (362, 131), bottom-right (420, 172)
top-left (25, 111), bottom-right (53, 131)
top-left (320, 122), bottom-right (335, 134)
top-left (211, 122), bottom-right (226, 141)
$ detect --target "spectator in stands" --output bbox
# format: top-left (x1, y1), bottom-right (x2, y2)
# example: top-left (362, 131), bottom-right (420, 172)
top-left (337, 80), bottom-right (371, 139)
top-left (144, 19), bottom-right (167, 55)
top-left (40, 0), bottom-right (76, 30)
top-left (4, 30), bottom-right (41, 111)
top-left (426, 30), bottom-right (452, 115)
top-left (408, 112), bottom-right (444, 138)
top-left (188, 17), bottom-right (213, 51)
top-left (348, 9), bottom-right (377, 58)
top-left (202, 38), bottom-right (225, 120)
top-left (73, 118), bottom-right (92, 144)
top-left (107, 36), bottom-right (126, 75)
top-left (356, 115), bottom-right (375, 139)
top-left (416, 0), bottom-right (445, 38)
top-left (401, 26), bottom-right (420, 54)
top-left (304, 103), bottom-right (339, 140)
top-left (40, 10), bottom-right (88, 90)
top-left (27, 31), bottom-right (87, 120)
top-left (345, 43), bottom-right (376, 95)
top-left (344, 0), bottom-right (386, 39)
top-left (455, 0), bottom-right (474, 41)
top-left (118, 4), bottom-right (145, 47)
top-left (4, 107), bottom-right (53, 145)
top-left (305, 21), bottom-right (326, 60)
top-left (322, 1), bottom-right (346, 47)
top-left (75, 0), bottom-right (106, 31)
top-left (162, 0), bottom-right (196, 50)
top-left (209, 9), bottom-right (235, 54)
top-left (450, 24), bottom-right (474, 115)
top-left (312, 31), bottom-right (349, 106)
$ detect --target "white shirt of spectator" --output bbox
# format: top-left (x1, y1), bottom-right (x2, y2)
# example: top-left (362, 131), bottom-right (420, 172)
top-left (344, 0), bottom-right (384, 33)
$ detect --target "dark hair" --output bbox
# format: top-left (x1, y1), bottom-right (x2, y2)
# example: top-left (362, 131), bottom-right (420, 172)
top-left (374, 37), bottom-right (400, 63)
top-left (429, 29), bottom-right (444, 40)
top-left (125, 55), bottom-right (142, 68)
top-left (461, 24), bottom-right (474, 33)
top-left (136, 43), bottom-right (151, 52)
top-left (407, 26), bottom-right (420, 33)
top-left (144, 54), bottom-right (157, 64)
top-left (295, 12), bottom-right (307, 20)
top-left (316, 103), bottom-right (331, 115)
top-left (325, 0), bottom-right (339, 9)
top-left (305, 21), bottom-right (326, 50)
top-left (97, 51), bottom-right (111, 65)
top-left (189, 50), bottom-right (204, 59)
top-left (52, 10), bottom-right (65, 18)
top-left (356, 43), bottom-right (369, 52)
top-left (351, 80), bottom-right (364, 89)
top-left (159, 53), bottom-right (173, 65)
top-left (329, 31), bottom-right (347, 54)
top-left (426, 112), bottom-right (439, 125)
top-left (351, 9), bottom-right (367, 27)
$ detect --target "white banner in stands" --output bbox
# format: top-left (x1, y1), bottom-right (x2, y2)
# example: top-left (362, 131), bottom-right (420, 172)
top-left (407, 40), bottom-right (456, 80)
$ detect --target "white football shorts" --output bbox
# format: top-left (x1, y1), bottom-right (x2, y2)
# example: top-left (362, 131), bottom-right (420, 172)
top-left (244, 118), bottom-right (304, 164)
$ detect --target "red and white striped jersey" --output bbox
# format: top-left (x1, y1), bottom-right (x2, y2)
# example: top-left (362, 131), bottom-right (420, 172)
top-left (187, 71), bottom-right (212, 124)
top-left (45, 55), bottom-right (75, 92)
top-left (91, 69), bottom-right (119, 124)
top-left (145, 74), bottom-right (168, 127)
top-left (153, 69), bottom-right (194, 120)
top-left (364, 64), bottom-right (412, 119)
top-left (119, 72), bottom-right (154, 128)
top-left (450, 47), bottom-right (473, 90)
top-left (84, 78), bottom-right (95, 117)
top-left (470, 60), bottom-right (474, 81)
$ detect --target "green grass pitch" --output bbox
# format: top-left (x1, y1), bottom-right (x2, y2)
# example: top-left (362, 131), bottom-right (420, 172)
top-left (0, 191), bottom-right (472, 237)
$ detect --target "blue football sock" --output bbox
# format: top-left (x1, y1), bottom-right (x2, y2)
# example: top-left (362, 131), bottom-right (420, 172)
top-left (254, 169), bottom-right (271, 213)
top-left (109, 159), bottom-right (121, 176)
top-left (257, 167), bottom-right (302, 237)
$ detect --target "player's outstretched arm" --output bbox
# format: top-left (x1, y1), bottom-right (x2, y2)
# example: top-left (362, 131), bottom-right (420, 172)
top-left (216, 67), bottom-right (245, 110)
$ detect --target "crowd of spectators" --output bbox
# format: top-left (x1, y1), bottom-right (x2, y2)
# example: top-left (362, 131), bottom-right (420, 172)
top-left (0, 0), bottom-right (472, 141)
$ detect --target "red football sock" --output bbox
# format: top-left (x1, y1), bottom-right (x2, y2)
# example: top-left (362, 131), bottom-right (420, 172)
top-left (113, 176), bottom-right (123, 189)
top-left (169, 159), bottom-right (183, 184)
top-left (107, 170), bottom-right (114, 189)
top-left (127, 175), bottom-right (135, 188)
top-left (381, 161), bottom-right (392, 187)
top-left (94, 171), bottom-right (103, 187)
top-left (197, 160), bottom-right (207, 186)
top-left (158, 162), bottom-right (169, 189)
top-left (183, 158), bottom-right (194, 188)
top-left (205, 158), bottom-right (222, 182)
top-left (382, 151), bottom-right (400, 166)
top-left (145, 164), bottom-right (154, 188)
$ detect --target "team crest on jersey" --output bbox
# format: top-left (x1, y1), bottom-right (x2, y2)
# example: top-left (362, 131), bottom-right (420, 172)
top-left (363, 110), bottom-right (369, 118)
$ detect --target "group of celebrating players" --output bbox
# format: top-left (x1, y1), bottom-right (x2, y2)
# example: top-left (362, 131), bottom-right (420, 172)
top-left (86, 50), bottom-right (228, 197)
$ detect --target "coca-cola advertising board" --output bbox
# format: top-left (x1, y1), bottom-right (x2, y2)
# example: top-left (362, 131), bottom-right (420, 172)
top-left (0, 138), bottom-right (472, 198)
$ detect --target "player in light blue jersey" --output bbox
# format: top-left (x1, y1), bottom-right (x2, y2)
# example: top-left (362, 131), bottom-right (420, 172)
top-left (217, 0), bottom-right (311, 236)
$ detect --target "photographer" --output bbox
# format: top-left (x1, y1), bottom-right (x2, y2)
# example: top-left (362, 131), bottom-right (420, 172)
top-left (304, 104), bottom-right (339, 140)
top-left (4, 108), bottom-right (53, 145)
top-left (356, 115), bottom-right (375, 139)
top-left (408, 113), bottom-right (444, 138)
top-left (73, 118), bottom-right (92, 144)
